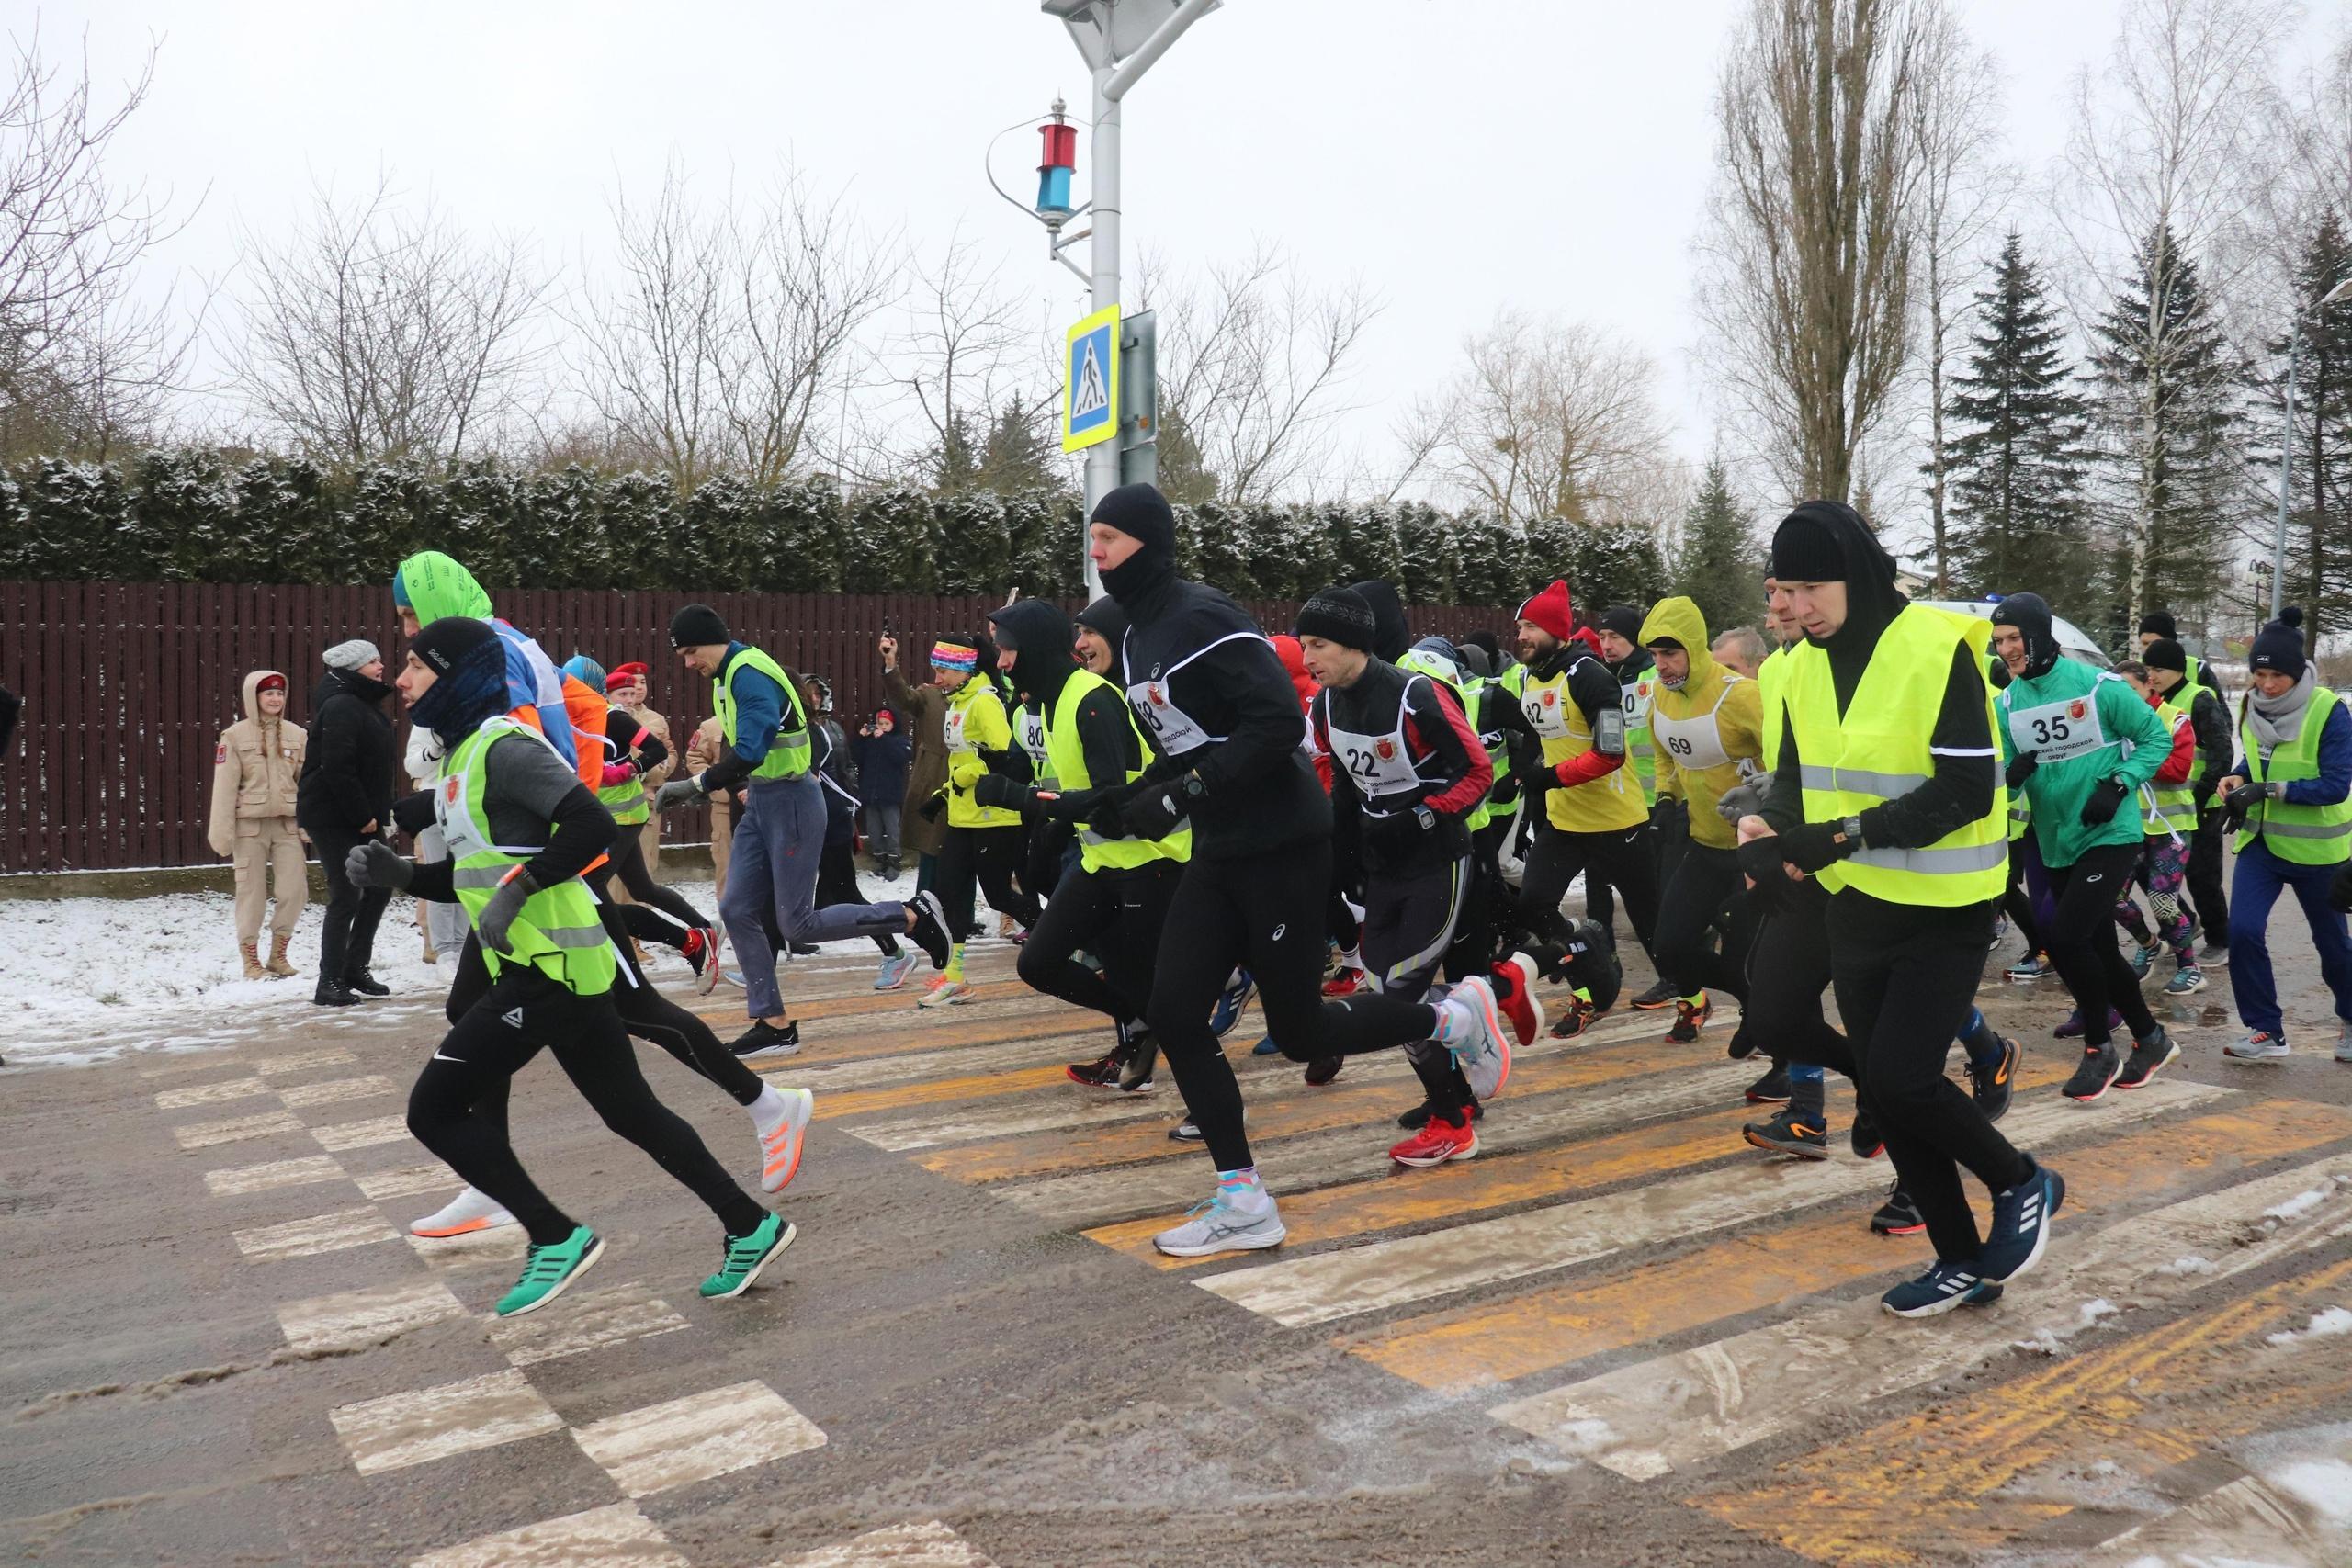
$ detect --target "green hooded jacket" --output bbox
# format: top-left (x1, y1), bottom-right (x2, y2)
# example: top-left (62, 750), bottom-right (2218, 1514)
top-left (1996, 658), bottom-right (2169, 867)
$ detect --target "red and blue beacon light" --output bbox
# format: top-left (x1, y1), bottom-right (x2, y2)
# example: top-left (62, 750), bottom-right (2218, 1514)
top-left (1036, 105), bottom-right (1077, 222)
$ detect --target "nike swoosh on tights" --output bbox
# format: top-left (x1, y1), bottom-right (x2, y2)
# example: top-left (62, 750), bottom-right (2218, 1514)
top-left (431, 1051), bottom-right (465, 1064)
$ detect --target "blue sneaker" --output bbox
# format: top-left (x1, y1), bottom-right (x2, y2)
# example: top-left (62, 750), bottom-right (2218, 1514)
top-left (1978, 1158), bottom-right (2064, 1283)
top-left (2128, 941), bottom-right (2155, 980)
top-left (1251, 1034), bottom-right (1281, 1055)
top-left (874, 949), bottom-right (921, 991)
top-left (1881, 1259), bottom-right (2003, 1318)
top-left (1209, 970), bottom-right (1255, 1037)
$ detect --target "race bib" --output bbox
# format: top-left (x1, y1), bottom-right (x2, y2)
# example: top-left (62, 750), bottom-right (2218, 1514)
top-left (1652, 705), bottom-right (1730, 772)
top-left (1326, 722), bottom-right (1421, 798)
top-left (1521, 681), bottom-right (1573, 739)
top-left (943, 705), bottom-right (970, 752)
top-left (2007, 694), bottom-right (2106, 765)
top-left (1015, 708), bottom-right (1047, 765)
top-left (1128, 677), bottom-right (1212, 755)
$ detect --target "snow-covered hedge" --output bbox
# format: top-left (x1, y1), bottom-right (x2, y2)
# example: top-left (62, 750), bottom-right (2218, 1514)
top-left (0, 449), bottom-right (1667, 607)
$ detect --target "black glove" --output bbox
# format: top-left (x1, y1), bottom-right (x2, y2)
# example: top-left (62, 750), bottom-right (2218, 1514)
top-left (2005, 751), bottom-right (2038, 789)
top-left (1084, 792), bottom-right (1130, 840)
top-left (1120, 782), bottom-right (1188, 842)
top-left (1778, 819), bottom-right (1856, 874)
top-left (1653, 797), bottom-right (1688, 842)
top-left (918, 791), bottom-right (948, 824)
top-left (1736, 834), bottom-right (1792, 912)
top-left (2332, 862), bottom-right (2352, 915)
top-left (477, 869), bottom-right (540, 954)
top-left (2079, 778), bottom-right (2126, 826)
top-left (653, 777), bottom-right (705, 812)
top-left (2224, 780), bottom-right (2279, 812)
top-left (971, 773), bottom-right (1035, 813)
top-left (345, 840), bottom-right (413, 891)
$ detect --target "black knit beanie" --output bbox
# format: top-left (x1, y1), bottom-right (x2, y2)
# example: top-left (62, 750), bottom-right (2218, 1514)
top-left (1295, 586), bottom-right (1378, 652)
top-left (1597, 604), bottom-right (1644, 644)
top-left (2250, 607), bottom-right (2308, 679)
top-left (2143, 637), bottom-right (2188, 674)
top-left (669, 604), bottom-right (730, 648)
top-left (2139, 609), bottom-right (2178, 639)
top-left (409, 613), bottom-right (499, 676)
top-left (1770, 510), bottom-right (1847, 582)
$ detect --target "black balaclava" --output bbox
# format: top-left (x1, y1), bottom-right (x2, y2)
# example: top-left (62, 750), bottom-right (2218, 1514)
top-left (988, 598), bottom-right (1080, 710)
top-left (409, 621), bottom-right (512, 746)
top-left (1349, 579), bottom-right (1412, 662)
top-left (1769, 500), bottom-right (1905, 655)
top-left (1990, 592), bottom-right (2061, 681)
top-left (1093, 483), bottom-right (1178, 606)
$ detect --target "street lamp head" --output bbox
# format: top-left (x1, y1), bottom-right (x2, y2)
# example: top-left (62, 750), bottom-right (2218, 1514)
top-left (2320, 275), bottom-right (2352, 309)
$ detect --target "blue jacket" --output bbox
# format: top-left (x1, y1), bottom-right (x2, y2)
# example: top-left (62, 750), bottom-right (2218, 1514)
top-left (721, 642), bottom-right (788, 768)
top-left (854, 728), bottom-right (911, 809)
top-left (2231, 699), bottom-right (2352, 807)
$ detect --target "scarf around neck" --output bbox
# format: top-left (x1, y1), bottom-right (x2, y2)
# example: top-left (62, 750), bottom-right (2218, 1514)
top-left (2248, 666), bottom-right (2318, 757)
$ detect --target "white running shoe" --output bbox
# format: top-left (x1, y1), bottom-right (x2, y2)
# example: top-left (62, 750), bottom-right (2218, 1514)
top-left (918, 976), bottom-right (973, 1009)
top-left (755, 1087), bottom-right (815, 1194)
top-left (412, 1185), bottom-right (516, 1238)
top-left (874, 950), bottom-right (922, 991)
top-left (1439, 976), bottom-right (1511, 1100)
top-left (1151, 1192), bottom-right (1286, 1257)
top-left (695, 923), bottom-right (728, 996)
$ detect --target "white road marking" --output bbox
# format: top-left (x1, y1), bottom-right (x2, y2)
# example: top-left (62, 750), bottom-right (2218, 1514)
top-left (770, 1520), bottom-right (1001, 1567)
top-left (410, 1503), bottom-right (690, 1568)
top-left (355, 1163), bottom-right (462, 1201)
top-left (1198, 1078), bottom-right (2226, 1327)
top-left (487, 1280), bottom-right (690, 1368)
top-left (154, 1077), bottom-right (274, 1110)
top-left (1489, 1152), bottom-right (2352, 1481)
top-left (787, 1037), bottom-right (1092, 1094)
top-left (277, 1074), bottom-right (397, 1109)
top-left (278, 1279), bottom-right (469, 1355)
top-left (205, 1155), bottom-right (348, 1196)
top-left (173, 1109), bottom-right (307, 1150)
top-left (232, 1206), bottom-right (401, 1262)
top-left (252, 1047), bottom-right (362, 1076)
top-left (571, 1380), bottom-right (826, 1498)
top-left (330, 1368), bottom-right (564, 1476)
top-left (406, 1224), bottom-right (527, 1273)
top-left (311, 1114), bottom-right (414, 1152)
top-left (139, 1052), bottom-right (243, 1077)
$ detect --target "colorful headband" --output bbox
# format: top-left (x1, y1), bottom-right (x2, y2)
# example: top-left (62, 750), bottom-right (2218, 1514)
top-left (930, 641), bottom-right (979, 672)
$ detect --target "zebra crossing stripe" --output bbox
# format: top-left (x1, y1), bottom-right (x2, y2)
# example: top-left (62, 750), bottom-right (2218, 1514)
top-left (1493, 1150), bottom-right (2352, 1483)
top-left (770, 1520), bottom-right (1001, 1567)
top-left (1353, 1097), bottom-right (2352, 1391)
top-left (810, 1066), bottom-right (1073, 1122)
top-left (410, 1503), bottom-right (688, 1568)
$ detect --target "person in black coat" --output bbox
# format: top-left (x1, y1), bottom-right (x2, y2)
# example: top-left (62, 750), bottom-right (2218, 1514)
top-left (853, 707), bottom-right (913, 875)
top-left (297, 638), bottom-right (397, 1006)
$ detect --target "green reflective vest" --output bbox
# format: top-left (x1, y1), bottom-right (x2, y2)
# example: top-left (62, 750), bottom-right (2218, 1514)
top-left (1621, 668), bottom-right (1657, 806)
top-left (596, 731), bottom-right (650, 826)
top-left (437, 719), bottom-right (617, 996)
top-left (1044, 669), bottom-right (1189, 872)
top-left (2140, 699), bottom-right (2195, 839)
top-left (2236, 687), bottom-right (2352, 865)
top-left (1398, 648), bottom-right (1494, 832)
top-left (714, 644), bottom-right (810, 782)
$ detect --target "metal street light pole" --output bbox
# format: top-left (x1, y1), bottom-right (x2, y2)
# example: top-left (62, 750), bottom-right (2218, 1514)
top-left (2271, 274), bottom-right (2352, 621)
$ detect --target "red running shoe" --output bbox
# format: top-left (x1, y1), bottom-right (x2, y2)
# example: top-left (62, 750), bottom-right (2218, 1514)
top-left (1388, 1110), bottom-right (1479, 1168)
top-left (1322, 967), bottom-right (1366, 998)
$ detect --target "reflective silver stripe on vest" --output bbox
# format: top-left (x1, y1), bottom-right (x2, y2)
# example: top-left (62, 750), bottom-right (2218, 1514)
top-left (453, 865), bottom-right (518, 890)
top-left (1848, 839), bottom-right (2011, 875)
top-left (539, 923), bottom-right (613, 948)
top-left (2256, 818), bottom-right (2352, 840)
top-left (1799, 764), bottom-right (1928, 798)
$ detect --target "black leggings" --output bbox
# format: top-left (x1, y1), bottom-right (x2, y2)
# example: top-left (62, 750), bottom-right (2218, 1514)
top-left (819, 833), bottom-right (900, 957)
top-left (1517, 822), bottom-right (1661, 958)
top-left (2046, 841), bottom-right (2158, 1048)
top-left (311, 823), bottom-right (392, 982)
top-left (1149, 841), bottom-right (1332, 1173)
top-left (2003, 839), bottom-right (2046, 955)
top-left (1826, 892), bottom-right (2031, 1266)
top-left (1736, 881), bottom-right (1849, 1120)
top-left (1291, 852), bottom-right (1476, 1116)
top-left (607, 828), bottom-right (712, 931)
top-left (1653, 841), bottom-right (1757, 1001)
top-left (1445, 818), bottom-right (1509, 982)
top-left (1017, 858), bottom-right (1179, 1026)
top-left (407, 964), bottom-right (766, 1247)
top-left (588, 837), bottom-right (696, 953)
top-left (2185, 802), bottom-right (2229, 950)
top-left (937, 825), bottom-right (1041, 943)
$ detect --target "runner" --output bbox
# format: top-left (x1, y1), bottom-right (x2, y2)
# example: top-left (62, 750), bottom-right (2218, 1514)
top-left (362, 614), bottom-right (794, 1314)
top-left (2217, 608), bottom-right (2352, 1062)
top-left (800, 670), bottom-right (917, 992)
top-left (1753, 502), bottom-right (2059, 1315)
top-left (1992, 594), bottom-right (2177, 1097)
top-left (2143, 637), bottom-right (2235, 966)
top-left (2112, 659), bottom-right (2204, 997)
top-left (653, 604), bottom-right (951, 1055)
top-left (1592, 604), bottom-right (1667, 989)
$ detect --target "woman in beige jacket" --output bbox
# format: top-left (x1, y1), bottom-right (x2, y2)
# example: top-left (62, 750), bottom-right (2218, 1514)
top-left (208, 670), bottom-right (308, 979)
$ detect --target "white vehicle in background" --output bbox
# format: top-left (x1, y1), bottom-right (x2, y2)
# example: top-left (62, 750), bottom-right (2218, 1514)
top-left (1925, 599), bottom-right (2111, 670)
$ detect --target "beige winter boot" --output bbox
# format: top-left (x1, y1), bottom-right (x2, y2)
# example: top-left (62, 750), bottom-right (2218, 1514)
top-left (266, 933), bottom-right (300, 978)
top-left (240, 940), bottom-right (266, 981)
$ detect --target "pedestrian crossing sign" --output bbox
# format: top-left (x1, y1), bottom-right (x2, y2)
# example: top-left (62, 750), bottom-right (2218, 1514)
top-left (1062, 305), bottom-right (1120, 453)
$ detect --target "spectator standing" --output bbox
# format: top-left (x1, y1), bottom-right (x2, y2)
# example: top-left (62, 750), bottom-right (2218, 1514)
top-left (298, 638), bottom-right (397, 1007)
top-left (207, 669), bottom-right (308, 980)
top-left (687, 714), bottom-right (736, 900)
top-left (854, 708), bottom-right (911, 875)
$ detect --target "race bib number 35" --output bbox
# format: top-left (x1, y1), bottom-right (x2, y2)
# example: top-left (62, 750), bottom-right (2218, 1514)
top-left (2007, 694), bottom-right (2106, 765)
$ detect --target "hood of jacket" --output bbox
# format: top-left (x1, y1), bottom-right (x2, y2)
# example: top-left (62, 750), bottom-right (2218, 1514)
top-left (393, 550), bottom-right (494, 626)
top-left (1608, 643), bottom-right (1656, 683)
top-left (242, 669), bottom-right (288, 726)
top-left (1779, 501), bottom-right (1907, 656)
top-left (989, 598), bottom-right (1080, 709)
top-left (1350, 580), bottom-right (1412, 662)
top-left (1989, 592), bottom-right (2061, 682)
top-left (1637, 597), bottom-right (1718, 694)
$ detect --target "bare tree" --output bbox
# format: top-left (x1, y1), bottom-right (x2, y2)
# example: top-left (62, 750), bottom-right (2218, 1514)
top-left (1136, 243), bottom-right (1378, 504)
top-left (885, 228), bottom-right (1053, 489)
top-left (1906, 6), bottom-right (2006, 592)
top-left (1697, 0), bottom-right (1936, 506)
top-left (1396, 310), bottom-right (1677, 528)
top-left (570, 161), bottom-right (897, 489)
top-left (2055, 0), bottom-right (2295, 627)
top-left (228, 174), bottom-right (548, 465)
top-left (0, 28), bottom-right (198, 459)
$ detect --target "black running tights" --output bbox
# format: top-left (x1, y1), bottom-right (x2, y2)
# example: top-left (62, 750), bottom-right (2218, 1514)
top-left (2045, 841), bottom-right (2157, 1049)
top-left (1292, 852), bottom-right (1476, 1116)
top-left (1518, 823), bottom-right (1660, 959)
top-left (1653, 841), bottom-right (1756, 1002)
top-left (1017, 858), bottom-right (1178, 1027)
top-left (818, 834), bottom-right (900, 957)
top-left (936, 825), bottom-right (1041, 943)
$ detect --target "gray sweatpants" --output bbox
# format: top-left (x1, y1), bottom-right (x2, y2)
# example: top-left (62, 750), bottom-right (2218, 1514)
top-left (723, 773), bottom-right (907, 1019)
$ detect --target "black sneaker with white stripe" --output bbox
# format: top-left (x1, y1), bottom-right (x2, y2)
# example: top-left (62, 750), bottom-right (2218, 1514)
top-left (1978, 1157), bottom-right (2064, 1282)
top-left (1881, 1259), bottom-right (2003, 1317)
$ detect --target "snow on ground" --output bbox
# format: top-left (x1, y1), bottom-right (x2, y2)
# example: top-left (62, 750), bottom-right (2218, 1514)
top-left (0, 864), bottom-right (934, 1069)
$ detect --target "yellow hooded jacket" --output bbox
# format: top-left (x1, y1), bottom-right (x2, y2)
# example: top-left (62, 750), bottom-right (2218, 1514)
top-left (1637, 597), bottom-right (1763, 851)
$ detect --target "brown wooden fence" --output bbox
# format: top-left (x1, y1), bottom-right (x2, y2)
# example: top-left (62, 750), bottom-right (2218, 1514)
top-left (0, 581), bottom-right (1518, 874)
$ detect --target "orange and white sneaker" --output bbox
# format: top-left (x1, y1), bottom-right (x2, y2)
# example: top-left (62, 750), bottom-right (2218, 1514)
top-left (412, 1185), bottom-right (516, 1238)
top-left (753, 1087), bottom-right (815, 1194)
top-left (1388, 1110), bottom-right (1479, 1168)
top-left (918, 976), bottom-right (972, 1009)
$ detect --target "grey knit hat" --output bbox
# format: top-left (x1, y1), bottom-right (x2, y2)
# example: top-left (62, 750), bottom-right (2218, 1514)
top-left (323, 638), bottom-right (381, 671)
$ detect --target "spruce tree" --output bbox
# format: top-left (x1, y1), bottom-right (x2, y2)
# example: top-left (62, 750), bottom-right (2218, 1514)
top-left (2087, 225), bottom-right (2243, 633)
top-left (1672, 458), bottom-right (1760, 636)
top-left (1944, 233), bottom-right (2096, 618)
top-left (2262, 212), bottom-right (2352, 650)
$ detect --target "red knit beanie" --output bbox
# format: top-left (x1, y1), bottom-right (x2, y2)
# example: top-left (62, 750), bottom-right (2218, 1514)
top-left (1515, 580), bottom-right (1577, 643)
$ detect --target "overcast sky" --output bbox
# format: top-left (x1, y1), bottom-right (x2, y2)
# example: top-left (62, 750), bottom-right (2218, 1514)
top-left (29, 0), bottom-right (2345, 558)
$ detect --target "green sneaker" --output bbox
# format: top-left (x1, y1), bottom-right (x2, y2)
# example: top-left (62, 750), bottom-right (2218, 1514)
top-left (700, 1212), bottom-right (796, 1300)
top-left (494, 1225), bottom-right (604, 1317)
